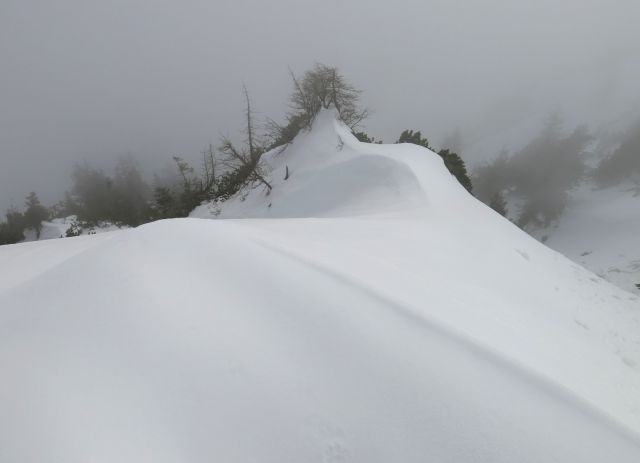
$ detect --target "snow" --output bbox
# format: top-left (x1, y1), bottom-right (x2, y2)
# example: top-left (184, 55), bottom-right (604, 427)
top-left (529, 182), bottom-right (640, 295)
top-left (21, 216), bottom-right (124, 242)
top-left (2, 111), bottom-right (640, 461)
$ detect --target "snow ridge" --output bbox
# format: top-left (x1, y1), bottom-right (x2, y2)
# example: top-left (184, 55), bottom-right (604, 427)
top-left (2, 111), bottom-right (640, 462)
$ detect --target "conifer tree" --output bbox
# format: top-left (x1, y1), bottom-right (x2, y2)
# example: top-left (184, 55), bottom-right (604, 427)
top-left (0, 208), bottom-right (26, 245)
top-left (489, 191), bottom-right (508, 217)
top-left (24, 192), bottom-right (49, 239)
top-left (397, 130), bottom-right (473, 193)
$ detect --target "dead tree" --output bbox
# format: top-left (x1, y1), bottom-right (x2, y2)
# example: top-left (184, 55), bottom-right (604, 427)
top-left (219, 85), bottom-right (272, 193)
top-left (201, 143), bottom-right (217, 193)
top-left (288, 63), bottom-right (368, 130)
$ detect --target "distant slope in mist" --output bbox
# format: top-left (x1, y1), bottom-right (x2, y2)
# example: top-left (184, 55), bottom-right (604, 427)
top-left (528, 182), bottom-right (640, 295)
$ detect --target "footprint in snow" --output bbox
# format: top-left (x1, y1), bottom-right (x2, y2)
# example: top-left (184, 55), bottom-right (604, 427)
top-left (516, 249), bottom-right (530, 261)
top-left (574, 319), bottom-right (589, 330)
top-left (621, 356), bottom-right (637, 368)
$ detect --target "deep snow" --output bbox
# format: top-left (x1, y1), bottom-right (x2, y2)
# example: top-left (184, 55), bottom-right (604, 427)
top-left (2, 111), bottom-right (640, 461)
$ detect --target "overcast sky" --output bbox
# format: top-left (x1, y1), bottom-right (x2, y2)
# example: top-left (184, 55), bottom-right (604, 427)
top-left (2, 0), bottom-right (639, 211)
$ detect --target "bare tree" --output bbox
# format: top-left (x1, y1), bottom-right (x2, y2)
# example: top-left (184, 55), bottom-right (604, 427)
top-left (219, 85), bottom-right (272, 193)
top-left (243, 83), bottom-right (256, 161)
top-left (265, 64), bottom-right (367, 150)
top-left (289, 63), bottom-right (368, 130)
top-left (201, 144), bottom-right (217, 193)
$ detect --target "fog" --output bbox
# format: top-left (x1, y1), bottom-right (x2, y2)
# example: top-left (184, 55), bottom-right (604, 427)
top-left (2, 0), bottom-right (639, 212)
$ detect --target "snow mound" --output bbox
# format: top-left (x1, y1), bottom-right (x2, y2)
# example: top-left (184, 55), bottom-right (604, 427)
top-left (2, 112), bottom-right (640, 461)
top-left (192, 111), bottom-right (463, 219)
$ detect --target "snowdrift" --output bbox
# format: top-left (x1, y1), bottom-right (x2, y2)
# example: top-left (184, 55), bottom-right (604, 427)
top-left (2, 111), bottom-right (640, 462)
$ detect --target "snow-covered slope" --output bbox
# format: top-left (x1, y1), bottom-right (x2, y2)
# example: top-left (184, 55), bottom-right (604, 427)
top-left (2, 112), bottom-right (640, 462)
top-left (529, 182), bottom-right (640, 295)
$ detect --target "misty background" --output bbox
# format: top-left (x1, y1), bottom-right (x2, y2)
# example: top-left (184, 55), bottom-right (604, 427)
top-left (2, 0), bottom-right (640, 212)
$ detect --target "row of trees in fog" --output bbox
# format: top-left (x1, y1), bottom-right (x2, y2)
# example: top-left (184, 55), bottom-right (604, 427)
top-left (0, 63), bottom-right (473, 245)
top-left (473, 117), bottom-right (640, 229)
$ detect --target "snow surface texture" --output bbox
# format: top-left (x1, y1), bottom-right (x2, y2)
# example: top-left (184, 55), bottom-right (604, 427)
top-left (2, 111), bottom-right (640, 461)
top-left (529, 182), bottom-right (640, 295)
